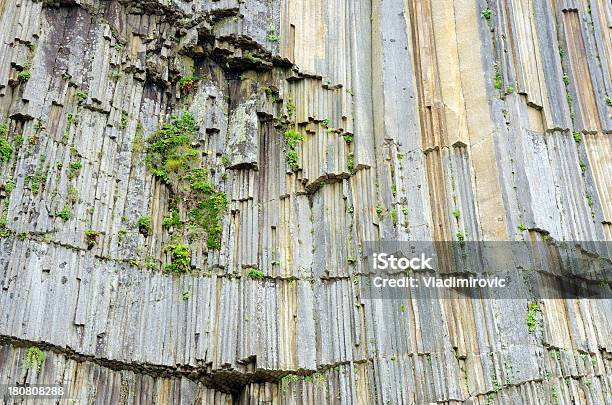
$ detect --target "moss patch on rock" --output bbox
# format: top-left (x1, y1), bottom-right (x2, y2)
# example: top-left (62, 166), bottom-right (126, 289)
top-left (146, 112), bottom-right (228, 252)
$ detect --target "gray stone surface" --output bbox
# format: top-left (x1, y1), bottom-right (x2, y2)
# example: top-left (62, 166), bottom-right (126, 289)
top-left (0, 0), bottom-right (610, 403)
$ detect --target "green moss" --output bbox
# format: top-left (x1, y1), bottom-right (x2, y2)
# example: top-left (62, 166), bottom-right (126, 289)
top-left (0, 137), bottom-right (13, 162)
top-left (4, 179), bottom-right (15, 193)
top-left (146, 113), bottom-right (228, 250)
top-left (376, 205), bottom-right (384, 216)
top-left (165, 244), bottom-right (191, 273)
top-left (67, 185), bottom-right (78, 203)
top-left (68, 160), bottom-right (82, 180)
top-left (84, 230), bottom-right (101, 249)
top-left (527, 303), bottom-right (541, 332)
top-left (64, 113), bottom-right (75, 142)
top-left (0, 207), bottom-right (10, 237)
top-left (75, 90), bottom-right (87, 102)
top-left (286, 150), bottom-right (299, 172)
top-left (185, 168), bottom-right (209, 191)
top-left (243, 51), bottom-right (263, 64)
top-left (146, 112), bottom-right (198, 184)
top-left (34, 118), bottom-right (45, 133)
top-left (25, 346), bottom-right (44, 375)
top-left (347, 153), bottom-right (355, 174)
top-left (572, 130), bottom-right (582, 144)
top-left (280, 374), bottom-right (302, 393)
top-left (518, 223), bottom-right (527, 232)
top-left (563, 74), bottom-right (570, 86)
top-left (267, 33), bottom-right (280, 42)
top-left (550, 387), bottom-right (560, 405)
top-left (163, 210), bottom-right (182, 228)
top-left (267, 23), bottom-right (279, 42)
top-left (188, 192), bottom-right (228, 250)
top-left (280, 372), bottom-right (324, 393)
top-left (493, 64), bottom-right (503, 90)
top-left (119, 110), bottom-right (129, 130)
top-left (26, 156), bottom-right (48, 194)
top-left (138, 215), bottom-right (151, 236)
top-left (109, 70), bottom-right (123, 80)
top-left (246, 267), bottom-right (264, 280)
top-left (144, 256), bottom-right (158, 270)
top-left (286, 100), bottom-right (296, 118)
top-left (261, 86), bottom-right (273, 97)
top-left (481, 7), bottom-right (492, 20)
top-left (132, 122), bottom-right (145, 153)
top-left (178, 76), bottom-right (199, 94)
top-left (342, 133), bottom-right (353, 144)
top-left (456, 231), bottom-right (466, 243)
top-left (57, 207), bottom-right (71, 221)
top-left (550, 349), bottom-right (561, 361)
top-left (18, 70), bottom-right (31, 82)
top-left (283, 129), bottom-right (304, 172)
top-left (452, 209), bottom-right (461, 220)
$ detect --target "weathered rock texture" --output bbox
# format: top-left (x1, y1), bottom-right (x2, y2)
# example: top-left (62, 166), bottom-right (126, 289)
top-left (0, 0), bottom-right (611, 403)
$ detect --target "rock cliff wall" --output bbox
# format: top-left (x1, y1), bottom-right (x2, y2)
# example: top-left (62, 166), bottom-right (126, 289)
top-left (0, 0), bottom-right (610, 403)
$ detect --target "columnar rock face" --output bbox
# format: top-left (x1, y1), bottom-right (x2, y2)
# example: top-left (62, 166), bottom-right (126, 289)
top-left (0, 0), bottom-right (610, 404)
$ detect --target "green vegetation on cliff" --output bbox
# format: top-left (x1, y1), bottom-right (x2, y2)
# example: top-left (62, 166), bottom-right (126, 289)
top-left (283, 129), bottom-right (303, 172)
top-left (145, 112), bottom-right (228, 259)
